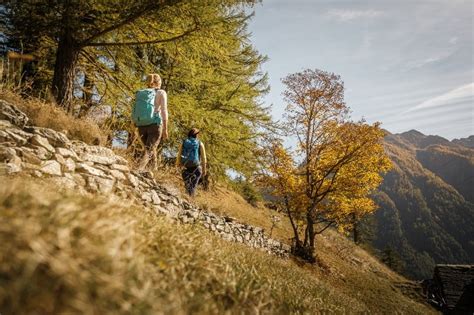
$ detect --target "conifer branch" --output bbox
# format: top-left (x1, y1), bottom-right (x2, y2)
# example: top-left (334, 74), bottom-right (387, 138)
top-left (84, 27), bottom-right (198, 47)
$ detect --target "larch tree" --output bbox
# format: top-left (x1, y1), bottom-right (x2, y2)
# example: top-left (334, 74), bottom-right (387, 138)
top-left (1, 0), bottom-right (257, 109)
top-left (1, 0), bottom-right (273, 179)
top-left (261, 69), bottom-right (392, 261)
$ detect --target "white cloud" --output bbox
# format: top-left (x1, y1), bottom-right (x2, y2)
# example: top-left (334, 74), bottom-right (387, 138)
top-left (449, 36), bottom-right (459, 45)
top-left (326, 9), bottom-right (384, 22)
top-left (403, 83), bottom-right (474, 114)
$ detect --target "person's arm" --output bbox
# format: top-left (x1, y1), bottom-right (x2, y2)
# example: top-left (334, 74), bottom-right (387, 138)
top-left (155, 90), bottom-right (168, 140)
top-left (199, 142), bottom-right (207, 175)
top-left (176, 143), bottom-right (183, 167)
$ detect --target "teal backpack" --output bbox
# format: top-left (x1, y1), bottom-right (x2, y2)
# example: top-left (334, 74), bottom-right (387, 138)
top-left (132, 88), bottom-right (162, 126)
top-left (181, 138), bottom-right (200, 168)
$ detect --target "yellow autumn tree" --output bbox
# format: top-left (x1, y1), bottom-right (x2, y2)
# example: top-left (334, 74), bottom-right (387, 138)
top-left (261, 69), bottom-right (392, 261)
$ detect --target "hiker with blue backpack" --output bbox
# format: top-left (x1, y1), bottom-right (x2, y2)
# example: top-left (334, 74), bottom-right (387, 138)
top-left (176, 128), bottom-right (207, 196)
top-left (132, 74), bottom-right (168, 171)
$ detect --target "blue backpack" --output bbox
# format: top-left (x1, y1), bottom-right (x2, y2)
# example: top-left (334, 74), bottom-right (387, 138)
top-left (181, 138), bottom-right (200, 167)
top-left (132, 88), bottom-right (162, 126)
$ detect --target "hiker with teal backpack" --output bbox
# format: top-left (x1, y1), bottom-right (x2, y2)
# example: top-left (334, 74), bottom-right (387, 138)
top-left (176, 128), bottom-right (207, 196)
top-left (132, 73), bottom-right (168, 171)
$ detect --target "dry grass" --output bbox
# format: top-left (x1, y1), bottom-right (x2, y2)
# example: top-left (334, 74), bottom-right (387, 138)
top-left (0, 176), bottom-right (437, 314)
top-left (0, 88), bottom-right (105, 145)
top-left (170, 180), bottom-right (438, 314)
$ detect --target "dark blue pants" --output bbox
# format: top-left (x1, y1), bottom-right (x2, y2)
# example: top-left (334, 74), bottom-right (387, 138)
top-left (182, 166), bottom-right (202, 196)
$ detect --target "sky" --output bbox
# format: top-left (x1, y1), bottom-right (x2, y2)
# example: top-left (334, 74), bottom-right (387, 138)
top-left (247, 0), bottom-right (473, 140)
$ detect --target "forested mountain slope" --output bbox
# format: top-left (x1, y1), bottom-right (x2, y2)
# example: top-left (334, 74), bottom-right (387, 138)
top-left (373, 130), bottom-right (474, 279)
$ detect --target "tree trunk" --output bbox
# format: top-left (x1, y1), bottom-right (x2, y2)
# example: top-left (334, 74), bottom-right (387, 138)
top-left (308, 214), bottom-right (315, 249)
top-left (292, 214), bottom-right (316, 263)
top-left (52, 31), bottom-right (79, 111)
top-left (353, 213), bottom-right (359, 244)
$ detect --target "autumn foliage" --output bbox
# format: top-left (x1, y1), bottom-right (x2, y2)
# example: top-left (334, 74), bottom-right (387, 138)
top-left (260, 69), bottom-right (392, 261)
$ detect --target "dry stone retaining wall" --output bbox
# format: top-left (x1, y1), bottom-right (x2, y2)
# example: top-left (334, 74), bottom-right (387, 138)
top-left (0, 100), bottom-right (290, 257)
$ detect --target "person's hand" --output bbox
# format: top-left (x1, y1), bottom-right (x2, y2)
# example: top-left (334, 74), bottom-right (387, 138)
top-left (162, 129), bottom-right (168, 140)
top-left (202, 165), bottom-right (207, 176)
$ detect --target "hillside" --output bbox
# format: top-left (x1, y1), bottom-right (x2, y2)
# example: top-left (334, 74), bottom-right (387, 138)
top-left (373, 130), bottom-right (474, 279)
top-left (0, 95), bottom-right (436, 313)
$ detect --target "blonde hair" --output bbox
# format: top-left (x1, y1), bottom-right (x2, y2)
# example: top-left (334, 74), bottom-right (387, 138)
top-left (146, 73), bottom-right (162, 88)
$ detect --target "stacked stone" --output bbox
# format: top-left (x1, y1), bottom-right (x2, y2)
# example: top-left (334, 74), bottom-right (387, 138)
top-left (0, 100), bottom-right (290, 258)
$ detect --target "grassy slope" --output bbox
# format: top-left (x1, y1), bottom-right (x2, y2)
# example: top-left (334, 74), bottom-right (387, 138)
top-left (0, 90), bottom-right (435, 313)
top-left (192, 184), bottom-right (438, 313)
top-left (0, 177), bottom-right (436, 314)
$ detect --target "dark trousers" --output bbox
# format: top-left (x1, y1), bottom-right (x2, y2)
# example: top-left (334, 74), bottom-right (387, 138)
top-left (137, 124), bottom-right (161, 170)
top-left (182, 166), bottom-right (202, 196)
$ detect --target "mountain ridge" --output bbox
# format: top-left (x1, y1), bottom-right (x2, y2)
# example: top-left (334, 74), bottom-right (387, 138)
top-left (373, 129), bottom-right (474, 279)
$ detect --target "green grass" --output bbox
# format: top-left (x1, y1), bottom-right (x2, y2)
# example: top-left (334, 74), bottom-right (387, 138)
top-left (0, 177), bottom-right (436, 314)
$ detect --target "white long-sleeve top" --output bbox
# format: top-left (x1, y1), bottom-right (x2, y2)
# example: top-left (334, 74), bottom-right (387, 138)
top-left (154, 89), bottom-right (168, 124)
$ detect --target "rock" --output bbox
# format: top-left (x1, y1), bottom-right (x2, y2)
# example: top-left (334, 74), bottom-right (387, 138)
top-left (51, 176), bottom-right (77, 190)
top-left (25, 127), bottom-right (70, 147)
top-left (30, 135), bottom-right (55, 152)
top-left (141, 192), bottom-right (152, 202)
top-left (4, 162), bottom-right (22, 174)
top-left (127, 173), bottom-right (140, 187)
top-left (55, 147), bottom-right (79, 160)
top-left (40, 160), bottom-right (62, 176)
top-left (81, 153), bottom-right (116, 165)
top-left (0, 120), bottom-right (13, 129)
top-left (15, 148), bottom-right (42, 165)
top-left (109, 169), bottom-right (126, 181)
top-left (4, 129), bottom-right (28, 145)
top-left (0, 147), bottom-right (17, 162)
top-left (95, 177), bottom-right (115, 194)
top-left (111, 163), bottom-right (129, 172)
top-left (0, 130), bottom-right (14, 144)
top-left (114, 155), bottom-right (129, 165)
top-left (0, 100), bottom-right (29, 127)
top-left (54, 154), bottom-right (76, 172)
top-left (76, 163), bottom-right (106, 177)
top-left (33, 146), bottom-right (52, 160)
top-left (32, 170), bottom-right (43, 177)
top-left (62, 158), bottom-right (76, 172)
top-left (54, 153), bottom-right (66, 165)
top-left (150, 190), bottom-right (161, 205)
top-left (77, 145), bottom-right (118, 165)
top-left (84, 176), bottom-right (114, 194)
top-left (71, 173), bottom-right (86, 187)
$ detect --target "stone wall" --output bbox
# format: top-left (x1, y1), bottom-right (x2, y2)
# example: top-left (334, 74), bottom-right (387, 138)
top-left (0, 100), bottom-right (290, 257)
